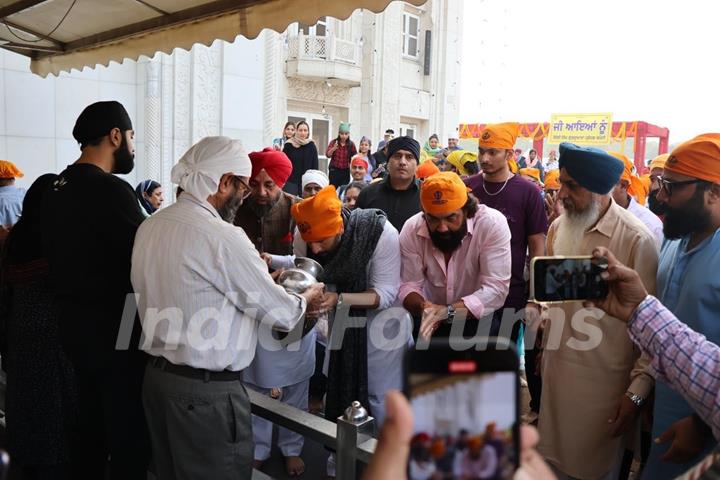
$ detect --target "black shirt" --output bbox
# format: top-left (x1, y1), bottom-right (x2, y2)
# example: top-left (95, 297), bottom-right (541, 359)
top-left (42, 163), bottom-right (145, 368)
top-left (355, 176), bottom-right (420, 231)
top-left (283, 142), bottom-right (319, 196)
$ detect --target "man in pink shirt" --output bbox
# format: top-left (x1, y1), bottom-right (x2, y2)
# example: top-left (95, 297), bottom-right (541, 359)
top-left (398, 172), bottom-right (511, 338)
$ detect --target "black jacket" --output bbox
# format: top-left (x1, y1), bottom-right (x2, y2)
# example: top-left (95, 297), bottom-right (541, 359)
top-left (283, 141), bottom-right (319, 196)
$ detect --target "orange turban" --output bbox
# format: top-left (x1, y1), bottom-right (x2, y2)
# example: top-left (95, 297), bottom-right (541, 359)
top-left (0, 160), bottom-right (24, 179)
top-left (638, 174), bottom-right (651, 205)
top-left (467, 436), bottom-right (483, 450)
top-left (416, 160), bottom-right (440, 180)
top-left (649, 153), bottom-right (669, 172)
top-left (665, 133), bottom-right (720, 184)
top-left (291, 186), bottom-right (343, 242)
top-left (544, 169), bottom-right (560, 190)
top-left (519, 167), bottom-right (541, 184)
top-left (508, 158), bottom-right (519, 174)
top-left (430, 439), bottom-right (446, 459)
top-left (609, 151), bottom-right (644, 200)
top-left (421, 172), bottom-right (469, 215)
top-left (478, 122), bottom-right (519, 150)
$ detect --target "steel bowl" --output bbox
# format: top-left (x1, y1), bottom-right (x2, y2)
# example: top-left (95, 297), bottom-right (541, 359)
top-left (293, 257), bottom-right (324, 280)
top-left (277, 268), bottom-right (316, 294)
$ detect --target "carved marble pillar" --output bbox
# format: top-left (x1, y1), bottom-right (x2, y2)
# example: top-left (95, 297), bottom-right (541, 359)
top-left (191, 42), bottom-right (222, 143)
top-left (144, 57), bottom-right (162, 185)
top-left (160, 55), bottom-right (175, 199)
top-left (263, 30), bottom-right (282, 146)
top-left (173, 49), bottom-right (192, 165)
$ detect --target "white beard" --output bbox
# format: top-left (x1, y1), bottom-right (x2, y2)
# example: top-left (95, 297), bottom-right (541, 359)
top-left (553, 196), bottom-right (602, 255)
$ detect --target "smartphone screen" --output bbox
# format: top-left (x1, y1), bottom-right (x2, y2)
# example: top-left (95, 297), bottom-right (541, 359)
top-left (531, 256), bottom-right (609, 303)
top-left (405, 343), bottom-right (519, 480)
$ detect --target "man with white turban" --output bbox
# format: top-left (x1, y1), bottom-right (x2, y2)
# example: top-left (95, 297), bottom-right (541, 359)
top-left (301, 168), bottom-right (329, 198)
top-left (131, 136), bottom-right (325, 479)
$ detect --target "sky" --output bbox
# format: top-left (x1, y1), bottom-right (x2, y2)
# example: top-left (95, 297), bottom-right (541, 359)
top-left (459, 0), bottom-right (720, 148)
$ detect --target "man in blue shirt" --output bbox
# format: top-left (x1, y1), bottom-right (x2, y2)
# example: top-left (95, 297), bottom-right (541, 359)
top-left (0, 160), bottom-right (26, 227)
top-left (643, 133), bottom-right (720, 479)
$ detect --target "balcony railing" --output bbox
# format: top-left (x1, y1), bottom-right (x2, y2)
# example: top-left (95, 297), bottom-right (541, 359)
top-left (287, 33), bottom-right (361, 65)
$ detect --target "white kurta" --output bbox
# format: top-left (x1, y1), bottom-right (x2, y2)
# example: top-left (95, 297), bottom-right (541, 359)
top-left (627, 196), bottom-right (664, 247)
top-left (131, 194), bottom-right (307, 372)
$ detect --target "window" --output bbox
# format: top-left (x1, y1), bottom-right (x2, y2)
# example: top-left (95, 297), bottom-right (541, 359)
top-left (299, 17), bottom-right (327, 36)
top-left (400, 123), bottom-right (417, 139)
top-left (402, 13), bottom-right (419, 58)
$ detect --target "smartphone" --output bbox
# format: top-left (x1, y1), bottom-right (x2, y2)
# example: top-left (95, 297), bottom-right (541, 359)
top-left (404, 339), bottom-right (519, 480)
top-left (530, 255), bottom-right (609, 303)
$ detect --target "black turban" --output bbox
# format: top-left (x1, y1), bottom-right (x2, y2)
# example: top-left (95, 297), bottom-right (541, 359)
top-left (72, 101), bottom-right (133, 146)
top-left (386, 136), bottom-right (420, 162)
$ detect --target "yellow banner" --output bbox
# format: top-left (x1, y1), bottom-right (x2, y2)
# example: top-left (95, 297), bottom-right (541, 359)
top-left (547, 113), bottom-right (613, 145)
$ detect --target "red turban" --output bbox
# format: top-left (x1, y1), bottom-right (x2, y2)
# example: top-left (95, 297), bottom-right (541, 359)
top-left (249, 147), bottom-right (293, 188)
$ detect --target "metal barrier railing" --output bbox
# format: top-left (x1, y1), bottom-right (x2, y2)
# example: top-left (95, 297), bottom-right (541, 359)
top-left (248, 389), bottom-right (377, 480)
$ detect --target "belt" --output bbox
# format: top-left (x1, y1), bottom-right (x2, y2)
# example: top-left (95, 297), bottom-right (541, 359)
top-left (148, 356), bottom-right (242, 382)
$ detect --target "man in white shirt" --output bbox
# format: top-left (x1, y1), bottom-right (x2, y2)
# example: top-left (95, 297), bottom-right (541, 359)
top-left (610, 151), bottom-right (664, 246)
top-left (131, 136), bottom-right (324, 480)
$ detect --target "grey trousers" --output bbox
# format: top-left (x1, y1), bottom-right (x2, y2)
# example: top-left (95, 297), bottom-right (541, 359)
top-left (142, 364), bottom-right (253, 480)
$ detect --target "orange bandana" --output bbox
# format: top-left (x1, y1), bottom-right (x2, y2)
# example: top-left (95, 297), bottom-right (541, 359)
top-left (478, 122), bottom-right (519, 150)
top-left (544, 169), bottom-right (560, 190)
top-left (665, 133), bottom-right (720, 184)
top-left (416, 160), bottom-right (440, 180)
top-left (0, 160), bottom-right (24, 179)
top-left (421, 172), bottom-right (469, 215)
top-left (291, 185), bottom-right (343, 242)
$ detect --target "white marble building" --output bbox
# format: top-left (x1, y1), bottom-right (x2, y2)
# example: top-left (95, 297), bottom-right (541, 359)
top-left (0, 0), bottom-right (462, 196)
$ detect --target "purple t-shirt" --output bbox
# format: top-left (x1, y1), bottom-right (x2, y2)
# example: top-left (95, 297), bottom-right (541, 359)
top-left (464, 174), bottom-right (548, 308)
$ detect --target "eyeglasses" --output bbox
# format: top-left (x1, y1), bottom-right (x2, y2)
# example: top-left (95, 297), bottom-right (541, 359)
top-left (234, 176), bottom-right (252, 200)
top-left (658, 176), bottom-right (704, 196)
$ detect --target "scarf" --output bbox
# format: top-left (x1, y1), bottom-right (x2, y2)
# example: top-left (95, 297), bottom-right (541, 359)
top-left (423, 141), bottom-right (443, 157)
top-left (288, 135), bottom-right (313, 149)
top-left (135, 179), bottom-right (160, 215)
top-left (319, 208), bottom-right (387, 424)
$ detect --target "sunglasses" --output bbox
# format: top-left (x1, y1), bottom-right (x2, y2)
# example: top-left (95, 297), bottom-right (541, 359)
top-left (658, 176), bottom-right (704, 196)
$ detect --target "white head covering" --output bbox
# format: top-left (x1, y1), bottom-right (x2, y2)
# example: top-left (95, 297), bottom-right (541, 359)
top-left (447, 131), bottom-right (459, 140)
top-left (301, 169), bottom-right (329, 190)
top-left (171, 136), bottom-right (251, 200)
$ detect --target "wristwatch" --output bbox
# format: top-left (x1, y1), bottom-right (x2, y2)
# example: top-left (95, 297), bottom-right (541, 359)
top-left (625, 391), bottom-right (645, 407)
top-left (445, 304), bottom-right (456, 323)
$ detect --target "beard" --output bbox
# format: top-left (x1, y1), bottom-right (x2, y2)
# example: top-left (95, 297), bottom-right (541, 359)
top-left (663, 187), bottom-right (711, 239)
top-left (112, 134), bottom-right (135, 174)
top-left (429, 221), bottom-right (468, 253)
top-left (647, 190), bottom-right (667, 216)
top-left (217, 186), bottom-right (244, 223)
top-left (553, 195), bottom-right (602, 255)
top-left (245, 192), bottom-right (281, 218)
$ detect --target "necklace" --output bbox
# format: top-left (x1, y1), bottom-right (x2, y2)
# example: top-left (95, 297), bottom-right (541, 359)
top-left (482, 174), bottom-right (512, 196)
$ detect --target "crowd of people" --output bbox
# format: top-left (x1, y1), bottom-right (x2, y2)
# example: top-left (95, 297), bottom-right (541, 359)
top-left (0, 100), bottom-right (718, 480)
top-left (408, 425), bottom-right (515, 480)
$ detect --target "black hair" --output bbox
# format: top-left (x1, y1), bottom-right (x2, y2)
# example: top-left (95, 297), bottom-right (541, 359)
top-left (346, 181), bottom-right (368, 193)
top-left (463, 193), bottom-right (479, 219)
